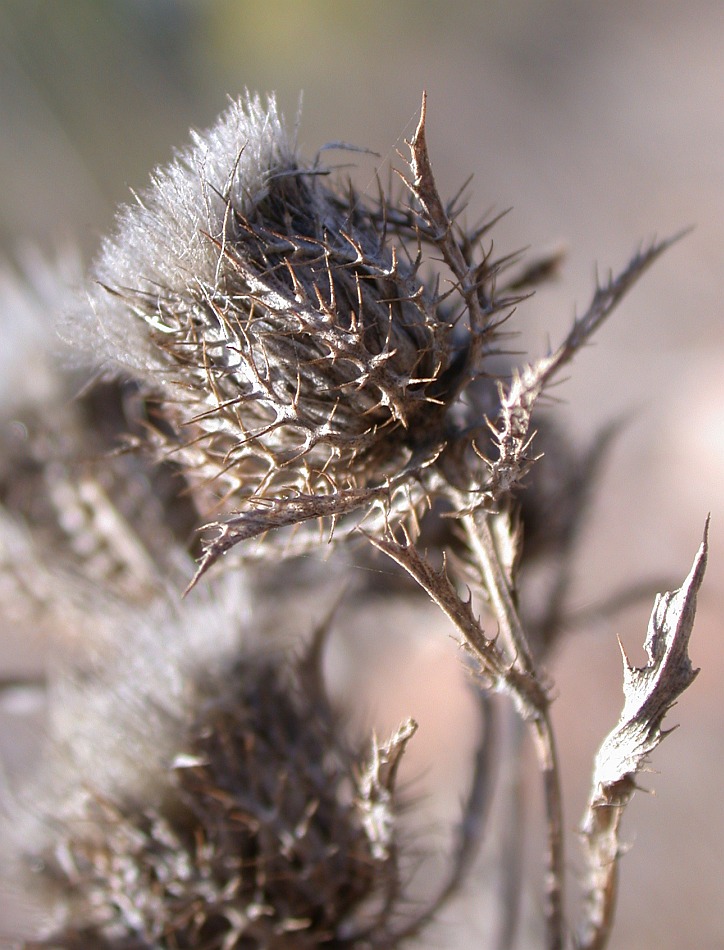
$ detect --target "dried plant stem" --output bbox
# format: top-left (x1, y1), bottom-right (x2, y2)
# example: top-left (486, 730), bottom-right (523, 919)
top-left (371, 516), bottom-right (566, 950)
top-left (462, 510), bottom-right (565, 949)
top-left (530, 714), bottom-right (566, 950)
top-left (461, 512), bottom-right (536, 676)
top-left (493, 713), bottom-right (526, 950)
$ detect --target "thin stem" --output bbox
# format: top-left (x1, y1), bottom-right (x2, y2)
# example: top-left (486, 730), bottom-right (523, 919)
top-left (493, 712), bottom-right (526, 950)
top-left (463, 509), bottom-right (566, 950)
top-left (531, 713), bottom-right (566, 950)
top-left (368, 524), bottom-right (565, 946)
top-left (462, 512), bottom-right (536, 676)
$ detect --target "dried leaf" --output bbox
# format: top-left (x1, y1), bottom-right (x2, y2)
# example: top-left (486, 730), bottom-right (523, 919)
top-left (578, 519), bottom-right (708, 950)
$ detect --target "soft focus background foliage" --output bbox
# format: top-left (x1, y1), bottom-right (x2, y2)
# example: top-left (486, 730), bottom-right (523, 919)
top-left (0, 1), bottom-right (722, 947)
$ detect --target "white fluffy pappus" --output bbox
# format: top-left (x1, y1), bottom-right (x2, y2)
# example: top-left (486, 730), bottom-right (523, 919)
top-left (68, 92), bottom-right (298, 379)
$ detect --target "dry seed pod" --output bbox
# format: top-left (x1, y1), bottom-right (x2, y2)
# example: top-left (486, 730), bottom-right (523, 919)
top-left (3, 594), bottom-right (416, 948)
top-left (74, 94), bottom-right (455, 538)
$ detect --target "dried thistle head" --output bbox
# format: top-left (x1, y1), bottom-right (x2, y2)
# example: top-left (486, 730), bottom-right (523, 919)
top-left (5, 589), bottom-right (417, 948)
top-left (69, 89), bottom-right (674, 600)
top-left (76, 94), bottom-right (456, 545)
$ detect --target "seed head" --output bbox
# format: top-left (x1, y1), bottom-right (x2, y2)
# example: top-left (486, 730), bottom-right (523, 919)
top-left (80, 94), bottom-right (454, 534)
top-left (10, 612), bottom-right (416, 947)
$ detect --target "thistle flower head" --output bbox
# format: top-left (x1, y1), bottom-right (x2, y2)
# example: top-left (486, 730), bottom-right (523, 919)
top-left (72, 91), bottom-right (669, 590)
top-left (80, 94), bottom-right (454, 536)
top-left (6, 588), bottom-right (416, 948)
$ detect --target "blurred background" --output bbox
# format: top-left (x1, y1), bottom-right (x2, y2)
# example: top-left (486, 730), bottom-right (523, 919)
top-left (0, 1), bottom-right (721, 947)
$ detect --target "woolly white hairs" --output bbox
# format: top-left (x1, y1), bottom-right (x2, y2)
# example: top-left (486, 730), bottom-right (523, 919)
top-left (3, 566), bottom-right (251, 836)
top-left (70, 92), bottom-right (297, 377)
